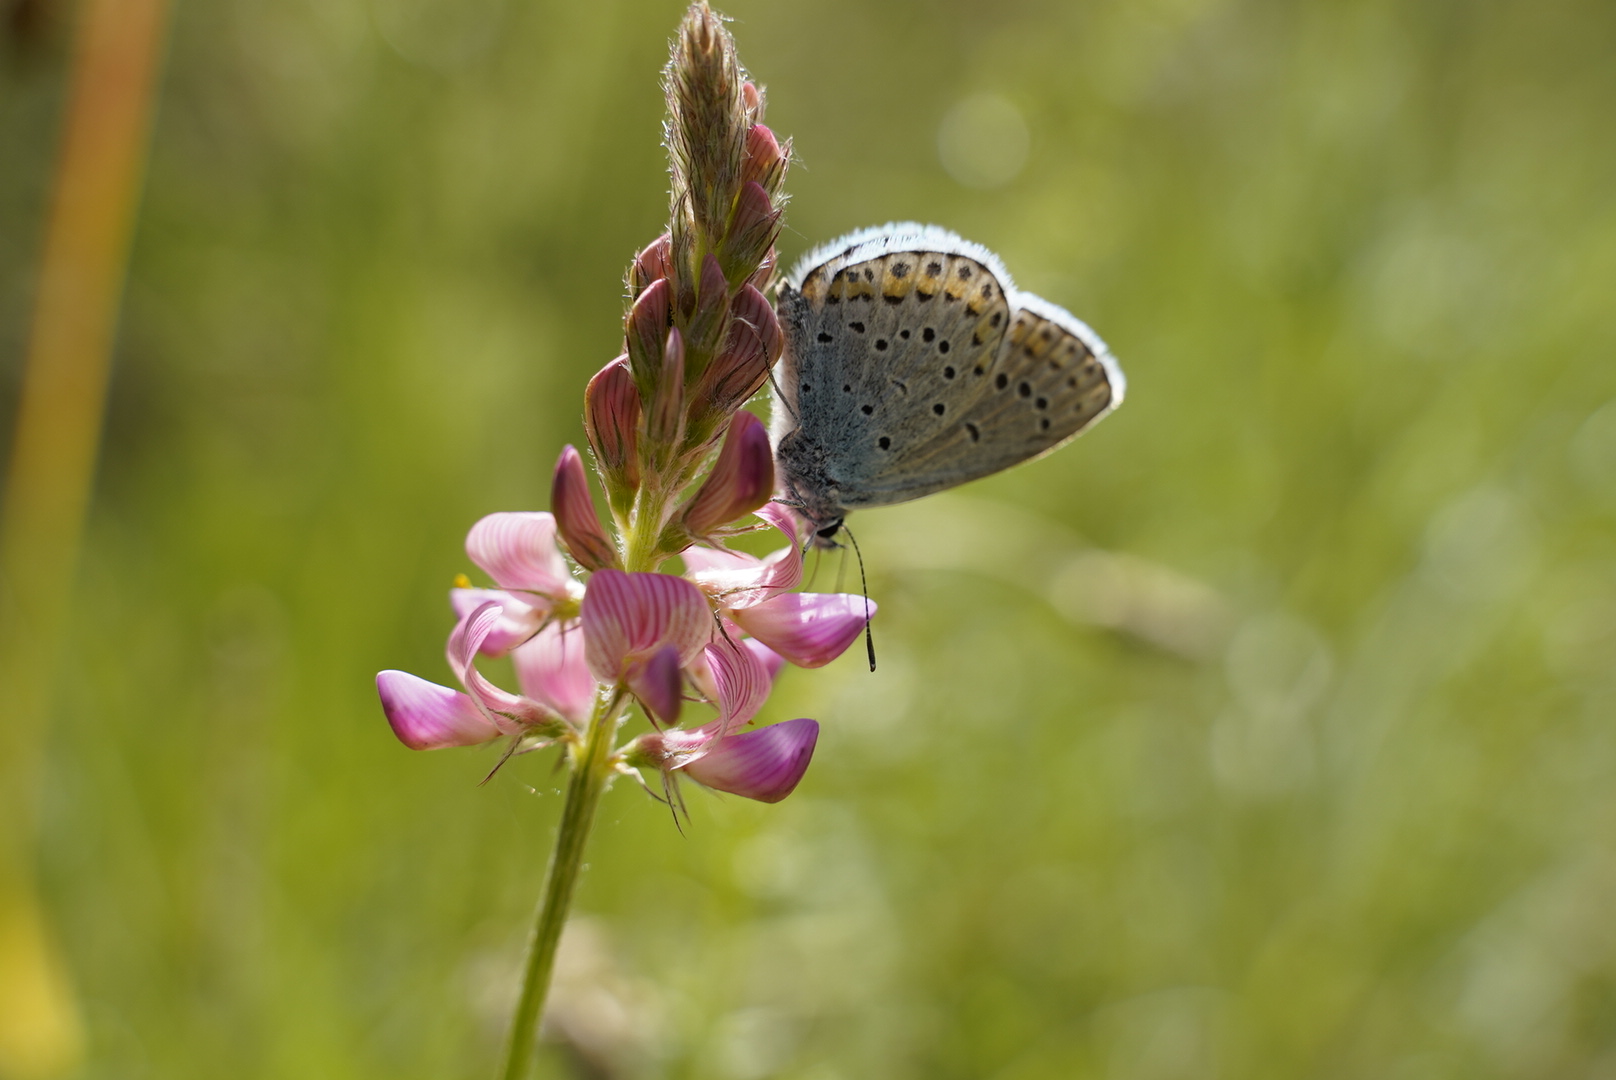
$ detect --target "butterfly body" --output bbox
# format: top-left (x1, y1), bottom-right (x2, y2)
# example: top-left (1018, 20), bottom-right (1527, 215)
top-left (771, 224), bottom-right (1125, 541)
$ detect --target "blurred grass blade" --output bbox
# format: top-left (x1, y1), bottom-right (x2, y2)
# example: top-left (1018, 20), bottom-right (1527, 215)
top-left (0, 0), bottom-right (173, 1074)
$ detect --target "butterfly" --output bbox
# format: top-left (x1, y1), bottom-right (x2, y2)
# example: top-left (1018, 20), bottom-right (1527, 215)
top-left (770, 223), bottom-right (1126, 544)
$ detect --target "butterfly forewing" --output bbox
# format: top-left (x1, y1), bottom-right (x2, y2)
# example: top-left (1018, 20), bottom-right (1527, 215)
top-left (774, 224), bottom-right (1123, 526)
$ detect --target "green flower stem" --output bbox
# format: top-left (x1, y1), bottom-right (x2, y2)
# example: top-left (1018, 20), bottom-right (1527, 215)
top-left (623, 479), bottom-right (673, 573)
top-left (497, 689), bottom-right (626, 1080)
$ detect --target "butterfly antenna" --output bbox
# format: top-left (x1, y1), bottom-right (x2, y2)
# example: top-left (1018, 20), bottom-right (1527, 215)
top-left (838, 523), bottom-right (877, 672)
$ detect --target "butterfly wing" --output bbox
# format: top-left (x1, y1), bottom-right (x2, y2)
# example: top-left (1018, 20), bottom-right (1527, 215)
top-left (774, 225), bottom-right (1124, 516)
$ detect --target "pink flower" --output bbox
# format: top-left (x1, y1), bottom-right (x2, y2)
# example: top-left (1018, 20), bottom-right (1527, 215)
top-left (379, 600), bottom-right (571, 751)
top-left (452, 511), bottom-right (582, 656)
top-left (684, 504), bottom-right (874, 668)
top-left (582, 569), bottom-right (712, 726)
top-left (622, 636), bottom-right (816, 803)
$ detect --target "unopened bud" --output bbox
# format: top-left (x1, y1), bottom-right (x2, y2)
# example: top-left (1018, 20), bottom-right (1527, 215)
top-left (740, 125), bottom-right (786, 192)
top-left (681, 410), bottom-right (775, 536)
top-left (552, 445), bottom-right (619, 572)
top-left (625, 277), bottom-right (671, 394)
top-left (723, 182), bottom-right (781, 281)
top-left (689, 284), bottom-right (781, 437)
top-left (647, 327), bottom-right (686, 449)
top-left (686, 252), bottom-right (731, 357)
top-left (629, 232), bottom-right (673, 299)
top-left (584, 356), bottom-right (641, 506)
top-left (741, 81), bottom-right (764, 122)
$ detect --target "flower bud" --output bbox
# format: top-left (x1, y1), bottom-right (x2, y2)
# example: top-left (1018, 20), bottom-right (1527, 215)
top-left (551, 445), bottom-right (618, 572)
top-left (680, 410), bottom-right (774, 536)
top-left (740, 125), bottom-right (786, 192)
top-left (625, 277), bottom-right (671, 394)
top-left (629, 232), bottom-right (673, 300)
top-left (689, 284), bottom-right (781, 437)
top-left (741, 81), bottom-right (764, 122)
top-left (723, 181), bottom-right (781, 280)
top-left (584, 356), bottom-right (641, 505)
top-left (646, 327), bottom-right (686, 450)
top-left (686, 252), bottom-right (731, 359)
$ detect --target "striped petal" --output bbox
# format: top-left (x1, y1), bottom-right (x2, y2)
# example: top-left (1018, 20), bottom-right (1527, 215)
top-left (729, 593), bottom-right (874, 668)
top-left (450, 588), bottom-right (543, 656)
top-left (465, 512), bottom-right (572, 601)
top-left (447, 601), bottom-right (555, 728)
top-left (581, 570), bottom-right (712, 682)
top-left (377, 670), bottom-right (501, 750)
top-left (511, 621), bottom-right (595, 724)
top-left (707, 636), bottom-right (772, 734)
top-left (681, 502), bottom-right (803, 609)
top-left (682, 719), bottom-right (819, 803)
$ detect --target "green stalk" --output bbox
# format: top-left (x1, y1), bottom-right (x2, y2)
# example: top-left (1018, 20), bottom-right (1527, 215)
top-left (497, 690), bottom-right (625, 1080)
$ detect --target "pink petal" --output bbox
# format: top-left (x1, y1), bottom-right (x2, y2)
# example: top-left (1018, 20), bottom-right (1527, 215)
top-left (446, 602), bottom-right (554, 728)
top-left (450, 588), bottom-right (543, 656)
top-left (551, 446), bottom-right (618, 572)
top-left (465, 512), bottom-right (572, 600)
top-left (581, 570), bottom-right (713, 682)
top-left (681, 502), bottom-right (803, 608)
top-left (682, 719), bottom-right (819, 803)
top-left (377, 670), bottom-right (501, 750)
top-left (511, 621), bottom-right (595, 724)
top-left (626, 277), bottom-right (672, 387)
top-left (630, 232), bottom-right (672, 298)
top-left (680, 411), bottom-right (775, 536)
top-left (741, 637), bottom-right (786, 684)
top-left (729, 593), bottom-right (874, 668)
top-left (706, 636), bottom-right (771, 734)
top-left (627, 644), bottom-right (685, 727)
top-left (584, 356), bottom-right (641, 488)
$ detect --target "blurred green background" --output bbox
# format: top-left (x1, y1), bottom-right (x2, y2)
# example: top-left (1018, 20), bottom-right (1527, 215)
top-left (4, 0), bottom-right (1616, 1076)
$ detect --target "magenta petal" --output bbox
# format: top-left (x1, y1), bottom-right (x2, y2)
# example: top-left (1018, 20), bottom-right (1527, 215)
top-left (628, 644), bottom-right (685, 727)
top-left (729, 593), bottom-right (875, 668)
top-left (551, 446), bottom-right (618, 572)
top-left (511, 621), bottom-right (595, 724)
top-left (446, 602), bottom-right (552, 727)
top-left (465, 512), bottom-right (571, 599)
top-left (377, 670), bottom-right (502, 750)
top-left (581, 570), bottom-right (712, 681)
top-left (450, 588), bottom-right (542, 656)
top-left (682, 719), bottom-right (819, 803)
top-left (741, 637), bottom-right (786, 685)
top-left (681, 411), bottom-right (775, 536)
top-left (706, 637), bottom-right (771, 733)
top-left (682, 503), bottom-right (803, 608)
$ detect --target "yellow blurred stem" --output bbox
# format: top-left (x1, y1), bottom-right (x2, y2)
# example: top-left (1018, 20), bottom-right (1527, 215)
top-left (0, 0), bottom-right (172, 1075)
top-left (497, 689), bottom-right (626, 1080)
